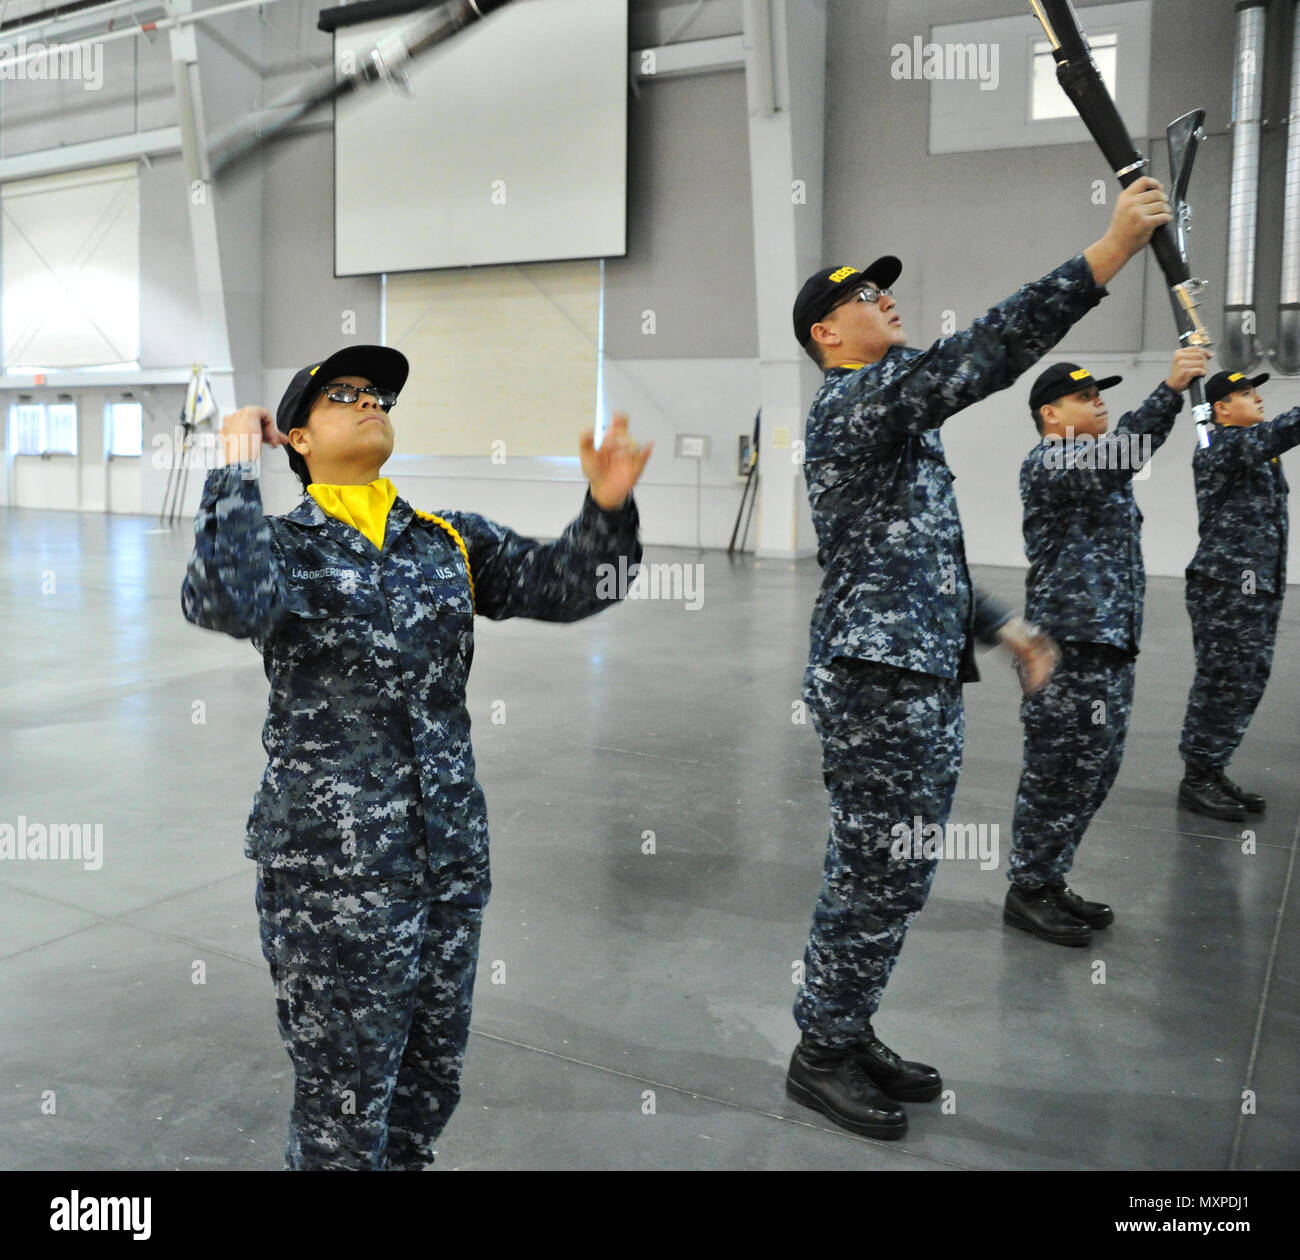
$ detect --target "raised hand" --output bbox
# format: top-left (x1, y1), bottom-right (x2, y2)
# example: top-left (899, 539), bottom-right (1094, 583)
top-left (1165, 347), bottom-right (1211, 393)
top-left (579, 412), bottom-right (654, 510)
top-left (218, 406), bottom-right (284, 465)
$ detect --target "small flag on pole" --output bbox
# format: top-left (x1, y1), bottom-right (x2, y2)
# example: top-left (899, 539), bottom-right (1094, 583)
top-left (185, 364), bottom-right (217, 429)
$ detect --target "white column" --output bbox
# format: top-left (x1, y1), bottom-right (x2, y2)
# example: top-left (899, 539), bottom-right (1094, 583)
top-left (168, 0), bottom-right (265, 420)
top-left (745, 0), bottom-right (825, 559)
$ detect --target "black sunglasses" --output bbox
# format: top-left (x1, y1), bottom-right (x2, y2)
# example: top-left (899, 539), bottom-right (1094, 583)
top-left (829, 285), bottom-right (893, 315)
top-left (318, 383), bottom-right (398, 412)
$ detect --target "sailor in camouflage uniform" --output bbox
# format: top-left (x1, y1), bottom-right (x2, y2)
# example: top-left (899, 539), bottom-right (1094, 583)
top-left (784, 178), bottom-right (1173, 1139)
top-left (182, 345), bottom-right (649, 1169)
top-left (1177, 370), bottom-right (1300, 820)
top-left (1005, 351), bottom-right (1207, 947)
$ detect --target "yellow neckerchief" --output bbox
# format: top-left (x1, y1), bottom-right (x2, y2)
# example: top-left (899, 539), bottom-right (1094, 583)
top-left (307, 479), bottom-right (476, 610)
top-left (308, 478), bottom-right (398, 551)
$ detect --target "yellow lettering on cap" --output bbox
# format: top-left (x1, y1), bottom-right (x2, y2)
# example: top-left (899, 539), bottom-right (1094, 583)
top-left (829, 267), bottom-right (858, 285)
top-left (1229, 373), bottom-right (1244, 381)
top-left (1070, 368), bottom-right (1091, 381)
top-left (309, 365), bottom-right (321, 375)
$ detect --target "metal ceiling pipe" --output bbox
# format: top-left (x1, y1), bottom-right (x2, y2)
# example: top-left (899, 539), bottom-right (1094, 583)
top-left (1274, 0), bottom-right (1300, 372)
top-left (1223, 1), bottom-right (1266, 372)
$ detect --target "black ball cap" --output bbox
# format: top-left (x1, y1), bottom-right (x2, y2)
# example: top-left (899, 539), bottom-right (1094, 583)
top-left (1205, 369), bottom-right (1269, 406)
top-left (276, 345), bottom-right (410, 435)
top-left (793, 256), bottom-right (902, 347)
top-left (1029, 362), bottom-right (1123, 411)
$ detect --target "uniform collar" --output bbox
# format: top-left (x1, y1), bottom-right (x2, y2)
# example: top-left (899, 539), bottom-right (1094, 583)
top-left (826, 346), bottom-right (910, 373)
top-left (282, 490), bottom-right (417, 560)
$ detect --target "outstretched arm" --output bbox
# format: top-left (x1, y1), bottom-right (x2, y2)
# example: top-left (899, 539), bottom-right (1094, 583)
top-left (1026, 348), bottom-right (1206, 503)
top-left (821, 179), bottom-right (1172, 456)
top-left (447, 414), bottom-right (651, 623)
top-left (1209, 406), bottom-right (1300, 468)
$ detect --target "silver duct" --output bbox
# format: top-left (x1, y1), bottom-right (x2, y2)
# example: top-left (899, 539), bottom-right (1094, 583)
top-left (1275, 0), bottom-right (1300, 373)
top-left (1224, 1), bottom-right (1266, 372)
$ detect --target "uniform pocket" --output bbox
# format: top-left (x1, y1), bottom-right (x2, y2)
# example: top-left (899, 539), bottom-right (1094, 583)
top-left (809, 659), bottom-right (915, 799)
top-left (285, 577), bottom-right (384, 621)
top-left (419, 575), bottom-right (474, 621)
top-left (261, 876), bottom-right (362, 1092)
top-left (839, 658), bottom-right (905, 716)
top-left (809, 658), bottom-right (905, 722)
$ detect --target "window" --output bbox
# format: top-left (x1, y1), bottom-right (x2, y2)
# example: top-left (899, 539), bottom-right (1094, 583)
top-left (107, 402), bottom-right (143, 456)
top-left (1032, 33), bottom-right (1118, 121)
top-left (8, 401), bottom-right (78, 455)
top-left (46, 403), bottom-right (77, 454)
top-left (9, 404), bottom-right (43, 454)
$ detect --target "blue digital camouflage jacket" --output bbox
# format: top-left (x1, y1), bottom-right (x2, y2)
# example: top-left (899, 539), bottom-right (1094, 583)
top-left (182, 464), bottom-right (642, 900)
top-left (1020, 382), bottom-right (1182, 652)
top-left (1186, 409), bottom-right (1300, 596)
top-left (803, 254), bottom-right (1107, 681)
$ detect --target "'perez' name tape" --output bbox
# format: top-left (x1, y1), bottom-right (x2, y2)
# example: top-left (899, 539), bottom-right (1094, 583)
top-left (413, 510), bottom-right (476, 611)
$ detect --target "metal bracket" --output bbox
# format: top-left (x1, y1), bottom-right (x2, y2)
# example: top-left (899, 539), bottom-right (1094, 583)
top-left (368, 32), bottom-right (416, 95)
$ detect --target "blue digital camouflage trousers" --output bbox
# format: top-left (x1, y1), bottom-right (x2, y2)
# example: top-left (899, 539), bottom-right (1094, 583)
top-left (796, 658), bottom-right (964, 1047)
top-left (1179, 574), bottom-right (1283, 770)
top-left (255, 866), bottom-right (482, 1170)
top-left (1009, 642), bottom-right (1135, 890)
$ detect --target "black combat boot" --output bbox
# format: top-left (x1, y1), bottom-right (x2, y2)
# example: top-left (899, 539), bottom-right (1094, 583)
top-left (1178, 765), bottom-right (1246, 820)
top-left (1003, 883), bottom-right (1092, 946)
top-left (1048, 884), bottom-right (1114, 928)
top-left (786, 1038), bottom-right (908, 1139)
top-left (1214, 767), bottom-right (1265, 814)
top-left (855, 1026), bottom-right (942, 1101)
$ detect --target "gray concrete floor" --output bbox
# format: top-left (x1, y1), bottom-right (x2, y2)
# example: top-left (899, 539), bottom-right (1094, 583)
top-left (1, 505), bottom-right (1297, 1171)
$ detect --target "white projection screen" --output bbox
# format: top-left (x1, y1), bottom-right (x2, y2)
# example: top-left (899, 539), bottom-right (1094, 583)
top-left (333, 0), bottom-right (628, 276)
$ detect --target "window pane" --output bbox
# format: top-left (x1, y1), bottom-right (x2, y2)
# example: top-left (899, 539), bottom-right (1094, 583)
top-left (1032, 34), bottom-right (1118, 122)
top-left (46, 403), bottom-right (78, 454)
top-left (9, 404), bottom-right (43, 454)
top-left (108, 402), bottom-right (143, 456)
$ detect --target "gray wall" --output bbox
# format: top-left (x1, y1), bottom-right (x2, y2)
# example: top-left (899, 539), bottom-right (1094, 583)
top-left (262, 127), bottom-right (383, 371)
top-left (604, 69), bottom-right (756, 360)
top-left (141, 155), bottom-right (205, 369)
top-left (0, 24), bottom-right (175, 156)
